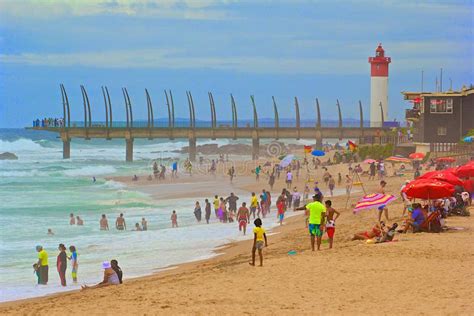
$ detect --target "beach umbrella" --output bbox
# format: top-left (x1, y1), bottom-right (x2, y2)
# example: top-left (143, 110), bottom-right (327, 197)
top-left (311, 149), bottom-right (325, 157)
top-left (436, 157), bottom-right (456, 163)
top-left (363, 158), bottom-right (376, 164)
top-left (402, 179), bottom-right (455, 200)
top-left (279, 154), bottom-right (295, 168)
top-left (385, 156), bottom-right (411, 163)
top-left (409, 152), bottom-right (425, 160)
top-left (353, 193), bottom-right (397, 214)
top-left (418, 170), bottom-right (464, 186)
top-left (463, 136), bottom-right (473, 143)
top-left (454, 161), bottom-right (474, 178)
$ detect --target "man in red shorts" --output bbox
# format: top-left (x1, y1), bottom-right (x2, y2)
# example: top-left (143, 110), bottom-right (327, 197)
top-left (237, 202), bottom-right (250, 235)
top-left (325, 200), bottom-right (340, 249)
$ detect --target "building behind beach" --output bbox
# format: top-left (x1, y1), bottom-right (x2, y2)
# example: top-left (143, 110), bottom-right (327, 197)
top-left (402, 85), bottom-right (474, 143)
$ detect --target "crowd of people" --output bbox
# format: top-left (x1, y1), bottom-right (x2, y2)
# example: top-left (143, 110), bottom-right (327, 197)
top-left (33, 118), bottom-right (64, 128)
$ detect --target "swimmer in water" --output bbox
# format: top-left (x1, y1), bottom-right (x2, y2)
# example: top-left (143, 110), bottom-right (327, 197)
top-left (171, 210), bottom-right (178, 228)
top-left (69, 213), bottom-right (75, 225)
top-left (141, 217), bottom-right (147, 231)
top-left (47, 228), bottom-right (54, 235)
top-left (100, 214), bottom-right (109, 230)
top-left (76, 216), bottom-right (84, 226)
top-left (116, 213), bottom-right (126, 230)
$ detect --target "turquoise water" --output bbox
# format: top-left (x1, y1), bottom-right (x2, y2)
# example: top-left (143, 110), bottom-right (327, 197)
top-left (0, 129), bottom-right (260, 301)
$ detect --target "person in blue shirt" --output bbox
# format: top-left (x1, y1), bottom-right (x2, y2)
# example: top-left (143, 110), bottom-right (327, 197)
top-left (405, 203), bottom-right (425, 232)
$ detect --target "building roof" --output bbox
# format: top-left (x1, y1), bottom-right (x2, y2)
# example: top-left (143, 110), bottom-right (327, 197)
top-left (401, 87), bottom-right (473, 100)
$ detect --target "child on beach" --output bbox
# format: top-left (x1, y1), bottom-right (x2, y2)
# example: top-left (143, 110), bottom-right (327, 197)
top-left (250, 192), bottom-right (258, 219)
top-left (68, 245), bottom-right (78, 283)
top-left (250, 218), bottom-right (268, 267)
top-left (277, 198), bottom-right (285, 226)
top-left (171, 210), bottom-right (178, 228)
top-left (33, 263), bottom-right (40, 284)
top-left (325, 200), bottom-right (340, 249)
top-left (111, 259), bottom-right (123, 284)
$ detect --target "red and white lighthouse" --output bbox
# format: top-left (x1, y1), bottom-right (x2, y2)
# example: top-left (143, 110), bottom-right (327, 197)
top-left (368, 43), bottom-right (391, 127)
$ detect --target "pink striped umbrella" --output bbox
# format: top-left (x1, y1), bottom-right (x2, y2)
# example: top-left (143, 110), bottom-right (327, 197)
top-left (385, 156), bottom-right (411, 163)
top-left (353, 193), bottom-right (397, 214)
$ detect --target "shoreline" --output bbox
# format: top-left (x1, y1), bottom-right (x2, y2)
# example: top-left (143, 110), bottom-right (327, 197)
top-left (2, 160), bottom-right (473, 314)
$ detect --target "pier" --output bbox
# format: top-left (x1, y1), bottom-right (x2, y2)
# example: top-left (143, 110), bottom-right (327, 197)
top-left (29, 85), bottom-right (394, 162)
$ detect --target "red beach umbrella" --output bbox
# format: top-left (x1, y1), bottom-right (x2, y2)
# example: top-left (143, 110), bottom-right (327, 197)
top-left (417, 170), bottom-right (464, 186)
top-left (402, 179), bottom-right (455, 200)
top-left (455, 161), bottom-right (474, 178)
top-left (363, 158), bottom-right (376, 164)
top-left (409, 152), bottom-right (425, 160)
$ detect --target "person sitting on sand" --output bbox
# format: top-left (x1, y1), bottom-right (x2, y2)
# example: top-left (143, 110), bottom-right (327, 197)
top-left (76, 216), bottom-right (84, 226)
top-left (351, 222), bottom-right (383, 240)
top-left (111, 259), bottom-right (123, 284)
top-left (376, 223), bottom-right (398, 243)
top-left (100, 214), bottom-right (109, 230)
top-left (116, 213), bottom-right (126, 230)
top-left (171, 210), bottom-right (178, 228)
top-left (70, 213), bottom-right (75, 225)
top-left (250, 218), bottom-right (267, 267)
top-left (400, 203), bottom-right (425, 233)
top-left (81, 261), bottom-right (120, 290)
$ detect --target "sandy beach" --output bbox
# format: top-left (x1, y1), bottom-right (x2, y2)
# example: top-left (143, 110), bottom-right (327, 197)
top-left (1, 157), bottom-right (473, 315)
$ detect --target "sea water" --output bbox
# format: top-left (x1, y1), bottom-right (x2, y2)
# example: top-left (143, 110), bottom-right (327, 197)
top-left (0, 129), bottom-right (351, 302)
top-left (0, 129), bottom-right (311, 302)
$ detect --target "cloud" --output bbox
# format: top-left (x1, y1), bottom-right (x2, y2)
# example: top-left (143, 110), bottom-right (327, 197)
top-left (0, 0), bottom-right (234, 20)
top-left (1, 48), bottom-right (471, 75)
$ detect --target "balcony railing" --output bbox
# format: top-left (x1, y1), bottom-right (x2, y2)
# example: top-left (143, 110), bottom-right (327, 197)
top-left (405, 109), bottom-right (420, 121)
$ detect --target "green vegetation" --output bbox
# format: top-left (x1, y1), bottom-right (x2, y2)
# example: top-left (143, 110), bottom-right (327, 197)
top-left (358, 143), bottom-right (394, 160)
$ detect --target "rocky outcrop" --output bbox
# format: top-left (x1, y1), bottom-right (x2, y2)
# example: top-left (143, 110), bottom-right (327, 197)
top-left (0, 152), bottom-right (18, 160)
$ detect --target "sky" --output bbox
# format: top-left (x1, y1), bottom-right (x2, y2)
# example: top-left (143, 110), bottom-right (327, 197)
top-left (0, 0), bottom-right (472, 128)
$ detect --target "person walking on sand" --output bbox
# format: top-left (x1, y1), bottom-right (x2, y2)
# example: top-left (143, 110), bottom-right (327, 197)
top-left (205, 199), bottom-right (211, 224)
top-left (35, 245), bottom-right (49, 285)
top-left (68, 245), bottom-right (78, 283)
top-left (277, 197), bottom-right (285, 226)
top-left (116, 213), bottom-right (126, 230)
top-left (100, 214), bottom-right (109, 230)
top-left (250, 218), bottom-right (268, 267)
top-left (305, 193), bottom-right (326, 251)
top-left (377, 180), bottom-right (390, 222)
top-left (57, 243), bottom-right (67, 286)
top-left (286, 170), bottom-right (293, 189)
top-left (171, 210), bottom-right (178, 228)
top-left (268, 172), bottom-right (275, 190)
top-left (324, 200), bottom-right (340, 249)
top-left (237, 202), bottom-right (250, 235)
top-left (328, 175), bottom-right (336, 197)
top-left (250, 192), bottom-right (258, 219)
top-left (345, 174), bottom-right (352, 196)
top-left (194, 201), bottom-right (202, 222)
top-left (69, 213), bottom-right (75, 225)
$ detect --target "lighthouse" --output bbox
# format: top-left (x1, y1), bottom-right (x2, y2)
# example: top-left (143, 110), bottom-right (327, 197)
top-left (368, 43), bottom-right (391, 127)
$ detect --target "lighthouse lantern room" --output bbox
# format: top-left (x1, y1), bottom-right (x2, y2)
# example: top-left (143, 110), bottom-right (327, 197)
top-left (368, 43), bottom-right (391, 127)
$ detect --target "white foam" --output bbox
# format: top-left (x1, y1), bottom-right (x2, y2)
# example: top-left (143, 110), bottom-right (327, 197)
top-left (63, 165), bottom-right (117, 177)
top-left (0, 139), bottom-right (43, 152)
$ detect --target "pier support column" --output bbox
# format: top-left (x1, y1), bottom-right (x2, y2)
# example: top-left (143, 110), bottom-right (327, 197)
top-left (315, 130), bottom-right (323, 150)
top-left (126, 138), bottom-right (134, 162)
top-left (188, 137), bottom-right (197, 162)
top-left (252, 132), bottom-right (259, 160)
top-left (63, 139), bottom-right (70, 159)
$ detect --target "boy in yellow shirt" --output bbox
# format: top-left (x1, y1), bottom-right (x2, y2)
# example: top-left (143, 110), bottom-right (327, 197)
top-left (250, 218), bottom-right (268, 267)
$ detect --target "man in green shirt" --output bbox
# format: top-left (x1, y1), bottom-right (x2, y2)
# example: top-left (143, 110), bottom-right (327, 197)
top-left (36, 245), bottom-right (49, 284)
top-left (305, 193), bottom-right (326, 251)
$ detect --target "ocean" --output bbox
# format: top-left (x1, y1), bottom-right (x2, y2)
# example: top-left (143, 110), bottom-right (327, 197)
top-left (1, 129), bottom-right (322, 302)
